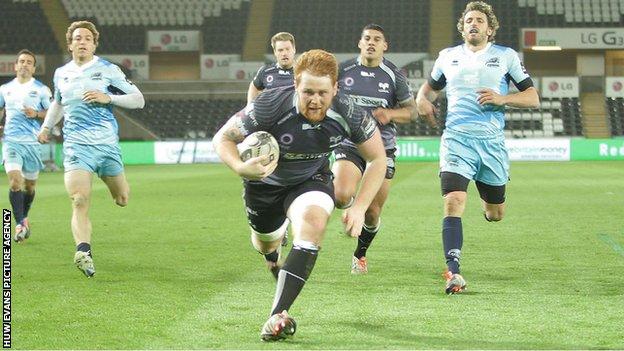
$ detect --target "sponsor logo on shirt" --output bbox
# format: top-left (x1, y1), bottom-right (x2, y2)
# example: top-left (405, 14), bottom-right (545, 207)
top-left (91, 72), bottom-right (103, 80)
top-left (451, 60), bottom-right (459, 66)
top-left (485, 57), bottom-right (500, 68)
top-left (378, 82), bottom-right (390, 93)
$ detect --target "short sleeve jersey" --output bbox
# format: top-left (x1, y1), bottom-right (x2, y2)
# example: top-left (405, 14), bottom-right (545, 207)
top-left (251, 63), bottom-right (294, 91)
top-left (53, 56), bottom-right (141, 145)
top-left (338, 57), bottom-right (412, 149)
top-left (429, 43), bottom-right (533, 136)
top-left (0, 78), bottom-right (52, 144)
top-left (237, 86), bottom-right (378, 186)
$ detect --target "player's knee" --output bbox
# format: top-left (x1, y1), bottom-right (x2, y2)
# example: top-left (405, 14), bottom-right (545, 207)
top-left (485, 208), bottom-right (504, 222)
top-left (334, 189), bottom-right (354, 209)
top-left (115, 193), bottom-right (129, 207)
top-left (70, 192), bottom-right (89, 209)
top-left (445, 191), bottom-right (466, 209)
top-left (301, 208), bottom-right (327, 232)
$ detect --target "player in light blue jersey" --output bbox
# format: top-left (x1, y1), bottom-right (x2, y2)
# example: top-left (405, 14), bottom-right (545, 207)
top-left (416, 1), bottom-right (539, 294)
top-left (0, 49), bottom-right (51, 242)
top-left (38, 21), bottom-right (145, 278)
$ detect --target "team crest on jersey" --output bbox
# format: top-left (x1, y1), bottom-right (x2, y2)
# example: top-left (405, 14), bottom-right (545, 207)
top-left (266, 75), bottom-right (274, 83)
top-left (361, 71), bottom-right (375, 78)
top-left (29, 90), bottom-right (38, 97)
top-left (378, 82), bottom-right (390, 93)
top-left (343, 77), bottom-right (354, 87)
top-left (451, 59), bottom-right (459, 66)
top-left (280, 133), bottom-right (293, 145)
top-left (485, 57), bottom-right (500, 68)
top-left (90, 72), bottom-right (103, 80)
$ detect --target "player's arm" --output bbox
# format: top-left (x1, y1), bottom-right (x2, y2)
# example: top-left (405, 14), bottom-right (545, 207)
top-left (213, 111), bottom-right (271, 180)
top-left (476, 86), bottom-right (539, 108)
top-left (21, 107), bottom-right (47, 119)
top-left (416, 81), bottom-right (442, 127)
top-left (371, 99), bottom-right (414, 125)
top-left (247, 82), bottom-right (263, 104)
top-left (247, 66), bottom-right (266, 104)
top-left (38, 100), bottom-right (64, 143)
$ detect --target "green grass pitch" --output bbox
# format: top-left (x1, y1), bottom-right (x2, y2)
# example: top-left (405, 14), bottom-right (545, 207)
top-left (5, 161), bottom-right (624, 349)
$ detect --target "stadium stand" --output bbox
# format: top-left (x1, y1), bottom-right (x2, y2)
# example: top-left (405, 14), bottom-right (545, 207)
top-left (454, 0), bottom-right (624, 51)
top-left (270, 0), bottom-right (430, 53)
top-left (128, 98), bottom-right (244, 139)
top-left (0, 0), bottom-right (59, 54)
top-left (607, 97), bottom-right (624, 136)
top-left (60, 0), bottom-right (251, 54)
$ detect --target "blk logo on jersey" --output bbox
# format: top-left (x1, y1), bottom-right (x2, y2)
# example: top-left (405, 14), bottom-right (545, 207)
top-left (302, 123), bottom-right (321, 131)
top-left (278, 70), bottom-right (290, 75)
top-left (378, 82), bottom-right (390, 93)
top-left (361, 71), bottom-right (375, 78)
top-left (485, 57), bottom-right (500, 67)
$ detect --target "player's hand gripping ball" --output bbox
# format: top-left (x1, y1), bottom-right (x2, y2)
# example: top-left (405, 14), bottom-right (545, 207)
top-left (237, 131), bottom-right (280, 176)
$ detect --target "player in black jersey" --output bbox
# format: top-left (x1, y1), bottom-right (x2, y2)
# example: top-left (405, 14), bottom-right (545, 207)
top-left (247, 32), bottom-right (296, 104)
top-left (333, 24), bottom-right (433, 274)
top-left (214, 49), bottom-right (386, 341)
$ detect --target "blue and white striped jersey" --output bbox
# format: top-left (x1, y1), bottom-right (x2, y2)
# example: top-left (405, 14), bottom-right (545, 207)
top-left (429, 43), bottom-right (533, 136)
top-left (0, 78), bottom-right (52, 144)
top-left (53, 56), bottom-right (140, 145)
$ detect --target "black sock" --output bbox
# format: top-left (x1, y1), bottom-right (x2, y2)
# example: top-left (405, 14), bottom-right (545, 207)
top-left (76, 242), bottom-right (92, 257)
top-left (9, 190), bottom-right (25, 224)
top-left (354, 222), bottom-right (379, 259)
top-left (270, 245), bottom-right (318, 316)
top-left (264, 250), bottom-right (279, 264)
top-left (442, 216), bottom-right (463, 274)
top-left (23, 191), bottom-right (35, 218)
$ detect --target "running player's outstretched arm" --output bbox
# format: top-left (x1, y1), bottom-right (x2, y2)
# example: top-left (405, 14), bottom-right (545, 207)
top-left (343, 128), bottom-right (385, 237)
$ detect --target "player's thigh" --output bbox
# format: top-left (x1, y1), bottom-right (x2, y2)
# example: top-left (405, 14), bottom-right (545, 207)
top-left (244, 181), bottom-right (289, 236)
top-left (101, 172), bottom-right (129, 199)
top-left (475, 137), bottom-right (509, 187)
top-left (285, 173), bottom-right (334, 245)
top-left (439, 131), bottom-right (479, 181)
top-left (64, 169), bottom-right (93, 203)
top-left (332, 146), bottom-right (364, 195)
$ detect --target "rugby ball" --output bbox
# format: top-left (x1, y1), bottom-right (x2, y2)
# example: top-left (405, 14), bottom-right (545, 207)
top-left (237, 131), bottom-right (280, 168)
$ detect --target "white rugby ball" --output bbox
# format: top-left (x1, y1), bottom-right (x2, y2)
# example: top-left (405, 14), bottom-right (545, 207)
top-left (237, 131), bottom-right (280, 167)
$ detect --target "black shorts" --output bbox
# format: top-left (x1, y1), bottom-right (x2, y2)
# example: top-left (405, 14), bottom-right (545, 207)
top-left (334, 145), bottom-right (396, 179)
top-left (243, 171), bottom-right (334, 233)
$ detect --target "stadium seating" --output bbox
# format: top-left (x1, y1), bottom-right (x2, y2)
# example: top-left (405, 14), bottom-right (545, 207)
top-left (607, 97), bottom-right (624, 136)
top-left (454, 0), bottom-right (624, 50)
top-left (270, 0), bottom-right (430, 53)
top-left (61, 0), bottom-right (251, 54)
top-left (127, 98), bottom-right (245, 139)
top-left (0, 0), bottom-right (59, 54)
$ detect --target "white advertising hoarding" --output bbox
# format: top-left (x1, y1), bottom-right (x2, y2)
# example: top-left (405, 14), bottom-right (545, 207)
top-left (606, 77), bottom-right (624, 98)
top-left (200, 54), bottom-right (240, 79)
top-left (102, 55), bottom-right (149, 80)
top-left (148, 30), bottom-right (200, 52)
top-left (505, 139), bottom-right (570, 161)
top-left (522, 28), bottom-right (624, 49)
top-left (154, 141), bottom-right (220, 164)
top-left (541, 77), bottom-right (579, 98)
top-left (0, 55), bottom-right (45, 76)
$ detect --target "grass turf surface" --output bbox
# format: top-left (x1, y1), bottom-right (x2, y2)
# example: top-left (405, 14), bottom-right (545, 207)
top-left (5, 161), bottom-right (624, 349)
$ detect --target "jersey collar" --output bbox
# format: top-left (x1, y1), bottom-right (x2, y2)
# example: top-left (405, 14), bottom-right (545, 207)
top-left (13, 77), bottom-right (34, 86)
top-left (463, 42), bottom-right (492, 56)
top-left (70, 55), bottom-right (99, 71)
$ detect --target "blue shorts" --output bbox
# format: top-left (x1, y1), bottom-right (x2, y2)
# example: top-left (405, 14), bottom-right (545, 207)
top-left (63, 143), bottom-right (124, 177)
top-left (2, 141), bottom-right (44, 179)
top-left (439, 130), bottom-right (509, 186)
